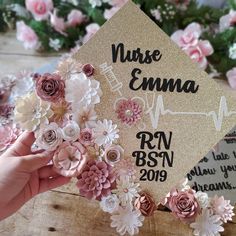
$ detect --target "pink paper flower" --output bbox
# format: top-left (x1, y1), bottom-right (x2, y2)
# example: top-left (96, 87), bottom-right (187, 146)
top-left (168, 189), bottom-right (200, 223)
top-left (210, 195), bottom-right (235, 223)
top-left (35, 73), bottom-right (65, 103)
top-left (82, 64), bottom-right (95, 77)
top-left (183, 40), bottom-right (214, 70)
top-left (114, 157), bottom-right (136, 179)
top-left (67, 9), bottom-right (84, 27)
top-left (83, 23), bottom-right (100, 44)
top-left (76, 160), bottom-right (116, 200)
top-left (171, 23), bottom-right (202, 49)
top-left (79, 128), bottom-right (94, 147)
top-left (104, 7), bottom-right (120, 20)
top-left (219, 10), bottom-right (236, 32)
top-left (104, 144), bottom-right (124, 166)
top-left (226, 67), bottom-right (236, 89)
top-left (25, 0), bottom-right (53, 21)
top-left (50, 9), bottom-right (66, 35)
top-left (53, 141), bottom-right (87, 177)
top-left (16, 21), bottom-right (39, 49)
top-left (116, 99), bottom-right (142, 126)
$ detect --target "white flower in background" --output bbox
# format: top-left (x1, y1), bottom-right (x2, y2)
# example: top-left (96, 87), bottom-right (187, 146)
top-left (93, 119), bottom-right (119, 146)
top-left (229, 43), bottom-right (236, 60)
top-left (111, 205), bottom-right (144, 236)
top-left (65, 72), bottom-right (102, 111)
top-left (190, 209), bottom-right (224, 236)
top-left (194, 191), bottom-right (209, 209)
top-left (150, 9), bottom-right (162, 22)
top-left (73, 105), bottom-right (97, 128)
top-left (49, 38), bottom-right (62, 51)
top-left (113, 176), bottom-right (140, 206)
top-left (35, 123), bottom-right (63, 151)
top-left (100, 194), bottom-right (120, 213)
top-left (14, 92), bottom-right (53, 131)
top-left (89, 0), bottom-right (102, 7)
top-left (62, 121), bottom-right (80, 141)
top-left (10, 4), bottom-right (30, 18)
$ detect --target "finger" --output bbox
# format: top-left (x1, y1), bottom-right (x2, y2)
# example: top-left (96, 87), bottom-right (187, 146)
top-left (9, 131), bottom-right (35, 156)
top-left (39, 176), bottom-right (71, 193)
top-left (38, 165), bottom-right (60, 179)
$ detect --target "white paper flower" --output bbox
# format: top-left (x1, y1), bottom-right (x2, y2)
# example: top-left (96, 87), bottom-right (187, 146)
top-left (100, 194), bottom-right (120, 213)
top-left (73, 105), bottom-right (97, 128)
top-left (111, 205), bottom-right (145, 236)
top-left (194, 191), bottom-right (209, 209)
top-left (229, 43), bottom-right (236, 60)
top-left (190, 209), bottom-right (224, 236)
top-left (35, 123), bottom-right (63, 151)
top-left (113, 176), bottom-right (140, 206)
top-left (62, 121), bottom-right (80, 141)
top-left (14, 92), bottom-right (53, 131)
top-left (93, 119), bottom-right (119, 146)
top-left (65, 72), bottom-right (102, 111)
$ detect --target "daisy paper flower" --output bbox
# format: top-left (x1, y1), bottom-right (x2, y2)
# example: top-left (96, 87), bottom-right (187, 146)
top-left (62, 121), bottom-right (80, 142)
top-left (100, 194), bottom-right (120, 214)
top-left (190, 209), bottom-right (224, 236)
top-left (14, 92), bottom-right (53, 131)
top-left (93, 119), bottom-right (119, 146)
top-left (113, 175), bottom-right (140, 206)
top-left (110, 205), bottom-right (145, 236)
top-left (210, 195), bottom-right (235, 223)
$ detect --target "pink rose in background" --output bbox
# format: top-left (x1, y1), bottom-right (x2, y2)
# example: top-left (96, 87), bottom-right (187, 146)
top-left (53, 141), bottom-right (87, 177)
top-left (226, 68), bottom-right (236, 89)
top-left (184, 40), bottom-right (214, 70)
top-left (16, 21), bottom-right (39, 49)
top-left (219, 10), bottom-right (236, 32)
top-left (110, 0), bottom-right (128, 7)
top-left (26, 0), bottom-right (53, 21)
top-left (104, 7), bottom-right (120, 20)
top-left (67, 9), bottom-right (84, 27)
top-left (171, 23), bottom-right (201, 49)
top-left (50, 9), bottom-right (66, 35)
top-left (83, 23), bottom-right (100, 44)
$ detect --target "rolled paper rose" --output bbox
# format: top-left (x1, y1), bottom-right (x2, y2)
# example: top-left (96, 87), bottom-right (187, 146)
top-left (35, 73), bottom-right (65, 103)
top-left (53, 141), bottom-right (87, 177)
top-left (104, 144), bottom-right (124, 166)
top-left (134, 192), bottom-right (157, 217)
top-left (82, 64), bottom-right (95, 77)
top-left (79, 128), bottom-right (94, 146)
top-left (168, 189), bottom-right (200, 223)
top-left (62, 121), bottom-right (80, 142)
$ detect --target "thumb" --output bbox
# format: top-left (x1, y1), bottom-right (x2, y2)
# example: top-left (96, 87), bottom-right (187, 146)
top-left (20, 151), bottom-right (54, 172)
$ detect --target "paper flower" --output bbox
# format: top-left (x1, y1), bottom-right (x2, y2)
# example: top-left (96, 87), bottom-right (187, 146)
top-left (76, 160), bottom-right (116, 200)
top-left (83, 23), bottom-right (100, 44)
top-left (116, 99), bottom-right (142, 126)
top-left (110, 205), bottom-right (144, 236)
top-left (194, 191), bottom-right (209, 209)
top-left (168, 189), bottom-right (200, 223)
top-left (14, 92), bottom-right (53, 131)
top-left (53, 141), bottom-right (87, 177)
top-left (0, 104), bottom-right (13, 118)
top-left (114, 158), bottom-right (136, 179)
top-left (113, 176), bottom-right (140, 206)
top-left (78, 128), bottom-right (94, 146)
top-left (35, 122), bottom-right (63, 151)
top-left (134, 192), bottom-right (156, 217)
top-left (100, 194), bottom-right (120, 213)
top-left (67, 9), bottom-right (84, 27)
top-left (82, 64), bottom-right (95, 77)
top-left (210, 195), bottom-right (235, 223)
top-left (35, 73), bottom-right (65, 103)
top-left (62, 121), bottom-right (80, 142)
top-left (190, 209), bottom-right (224, 236)
top-left (219, 10), bottom-right (236, 32)
top-left (104, 144), bottom-right (124, 166)
top-left (51, 99), bottom-right (71, 124)
top-left (227, 67), bottom-right (236, 89)
top-left (93, 119), bottom-right (119, 146)
top-left (73, 105), bottom-right (97, 128)
top-left (65, 72), bottom-right (102, 111)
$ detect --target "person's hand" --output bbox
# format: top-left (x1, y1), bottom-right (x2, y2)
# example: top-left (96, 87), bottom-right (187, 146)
top-left (0, 132), bottom-right (71, 220)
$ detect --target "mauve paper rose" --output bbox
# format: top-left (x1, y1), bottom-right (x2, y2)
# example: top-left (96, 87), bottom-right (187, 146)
top-left (67, 9), bottom-right (84, 27)
top-left (78, 128), bottom-right (94, 146)
top-left (26, 0), bottom-right (53, 21)
top-left (36, 73), bottom-right (65, 103)
top-left (104, 144), bottom-right (124, 166)
top-left (53, 141), bottom-right (87, 177)
top-left (134, 192), bottom-right (157, 217)
top-left (168, 189), bottom-right (200, 223)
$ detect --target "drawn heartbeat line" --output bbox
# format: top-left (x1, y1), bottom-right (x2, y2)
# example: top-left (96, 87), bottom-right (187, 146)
top-left (146, 95), bottom-right (236, 131)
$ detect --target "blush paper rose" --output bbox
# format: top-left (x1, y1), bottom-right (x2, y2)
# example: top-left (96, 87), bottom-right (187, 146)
top-left (53, 141), bottom-right (87, 177)
top-left (36, 73), bottom-right (65, 103)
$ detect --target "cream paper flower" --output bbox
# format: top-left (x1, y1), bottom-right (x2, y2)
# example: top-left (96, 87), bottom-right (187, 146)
top-left (111, 205), bottom-right (144, 236)
top-left (93, 119), bottom-right (119, 146)
top-left (100, 194), bottom-right (120, 214)
top-left (65, 72), bottom-right (102, 111)
top-left (194, 191), bottom-right (209, 209)
top-left (113, 176), bottom-right (140, 206)
top-left (190, 209), bottom-right (224, 236)
top-left (14, 92), bottom-right (53, 131)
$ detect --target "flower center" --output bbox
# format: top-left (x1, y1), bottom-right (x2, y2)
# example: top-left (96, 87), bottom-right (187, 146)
top-left (123, 188), bottom-right (129, 193)
top-left (125, 109), bottom-right (133, 117)
top-left (103, 131), bottom-right (108, 136)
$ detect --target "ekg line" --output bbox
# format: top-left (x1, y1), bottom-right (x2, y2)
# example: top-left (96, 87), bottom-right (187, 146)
top-left (147, 95), bottom-right (236, 131)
